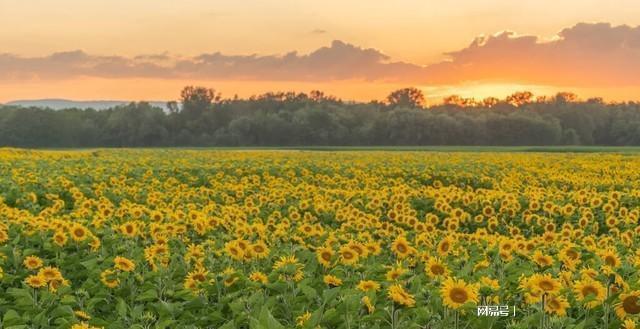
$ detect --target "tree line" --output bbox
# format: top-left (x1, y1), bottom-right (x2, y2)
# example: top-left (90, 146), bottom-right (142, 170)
top-left (1, 87), bottom-right (640, 147)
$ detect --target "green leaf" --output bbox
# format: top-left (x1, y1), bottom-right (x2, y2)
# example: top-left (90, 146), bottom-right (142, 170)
top-left (156, 319), bottom-right (178, 329)
top-left (60, 294), bottom-right (77, 305)
top-left (322, 288), bottom-right (340, 304)
top-left (135, 289), bottom-right (158, 302)
top-left (219, 320), bottom-right (237, 329)
top-left (3, 309), bottom-right (24, 326)
top-left (300, 284), bottom-right (318, 300)
top-left (322, 308), bottom-right (340, 326)
top-left (258, 306), bottom-right (284, 329)
top-left (304, 307), bottom-right (324, 328)
top-left (80, 258), bottom-right (99, 269)
top-left (50, 305), bottom-right (74, 319)
top-left (116, 297), bottom-right (128, 319)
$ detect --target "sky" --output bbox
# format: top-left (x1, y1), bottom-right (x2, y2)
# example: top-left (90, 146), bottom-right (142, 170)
top-left (2, 0), bottom-right (640, 103)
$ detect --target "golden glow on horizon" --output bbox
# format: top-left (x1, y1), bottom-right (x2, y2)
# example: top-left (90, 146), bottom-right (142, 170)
top-left (421, 83), bottom-right (558, 101)
top-left (2, 78), bottom-right (639, 105)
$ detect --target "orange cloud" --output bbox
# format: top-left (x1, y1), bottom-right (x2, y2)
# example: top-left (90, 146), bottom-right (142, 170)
top-left (0, 41), bottom-right (421, 82)
top-left (424, 23), bottom-right (640, 87)
top-left (1, 22), bottom-right (640, 99)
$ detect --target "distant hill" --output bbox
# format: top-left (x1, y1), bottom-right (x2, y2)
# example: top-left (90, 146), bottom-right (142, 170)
top-left (4, 99), bottom-right (169, 111)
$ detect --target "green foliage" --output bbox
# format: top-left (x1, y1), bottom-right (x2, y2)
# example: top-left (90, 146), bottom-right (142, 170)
top-left (2, 87), bottom-right (640, 147)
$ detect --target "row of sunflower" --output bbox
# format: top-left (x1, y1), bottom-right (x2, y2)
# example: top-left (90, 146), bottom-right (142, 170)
top-left (2, 149), bottom-right (640, 328)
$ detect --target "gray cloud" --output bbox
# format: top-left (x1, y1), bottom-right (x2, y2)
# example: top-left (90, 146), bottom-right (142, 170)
top-left (2, 23), bottom-right (640, 87)
top-left (423, 22), bottom-right (640, 86)
top-left (0, 40), bottom-right (421, 82)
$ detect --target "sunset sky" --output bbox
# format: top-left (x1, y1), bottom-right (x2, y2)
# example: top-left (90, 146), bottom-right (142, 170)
top-left (2, 0), bottom-right (640, 103)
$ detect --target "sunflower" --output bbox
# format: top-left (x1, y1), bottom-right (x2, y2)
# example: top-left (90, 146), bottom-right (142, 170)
top-left (357, 280), bottom-right (381, 292)
top-left (74, 310), bottom-right (91, 321)
top-left (532, 250), bottom-right (554, 267)
top-left (499, 239), bottom-right (514, 254)
top-left (425, 258), bottom-right (449, 279)
top-left (441, 277), bottom-right (479, 309)
top-left (113, 256), bottom-right (135, 272)
top-left (385, 264), bottom-right (407, 281)
top-left (580, 267), bottom-right (598, 280)
top-left (185, 244), bottom-right (205, 265)
top-left (273, 255), bottom-right (300, 270)
top-left (23, 255), bottom-right (44, 270)
top-left (599, 249), bottom-right (621, 268)
top-left (186, 267), bottom-right (209, 284)
top-left (89, 237), bottom-right (101, 251)
top-left (100, 269), bottom-right (120, 288)
top-left (273, 255), bottom-right (304, 281)
top-left (499, 249), bottom-right (513, 262)
top-left (249, 271), bottom-right (268, 284)
top-left (573, 277), bottom-right (606, 309)
top-left (436, 236), bottom-right (454, 256)
top-left (53, 230), bottom-right (68, 247)
top-left (559, 246), bottom-right (581, 270)
top-left (623, 319), bottom-right (637, 329)
top-left (0, 229), bottom-right (8, 244)
top-left (530, 273), bottom-right (562, 296)
top-left (119, 222), bottom-right (138, 238)
top-left (48, 277), bottom-right (70, 292)
top-left (479, 276), bottom-right (500, 291)
top-left (365, 241), bottom-right (382, 256)
top-left (70, 223), bottom-right (89, 242)
top-left (25, 274), bottom-right (47, 288)
top-left (250, 241), bottom-right (270, 259)
top-left (616, 291), bottom-right (640, 319)
top-left (391, 236), bottom-right (413, 258)
top-left (323, 275), bottom-right (343, 287)
top-left (316, 246), bottom-right (334, 268)
top-left (362, 296), bottom-right (375, 314)
top-left (38, 266), bottom-right (63, 282)
top-left (295, 311), bottom-right (311, 327)
top-left (224, 241), bottom-right (245, 261)
top-left (347, 241), bottom-right (368, 258)
top-left (545, 294), bottom-right (570, 316)
top-left (387, 284), bottom-right (416, 307)
top-left (473, 259), bottom-right (490, 272)
top-left (338, 245), bottom-right (359, 266)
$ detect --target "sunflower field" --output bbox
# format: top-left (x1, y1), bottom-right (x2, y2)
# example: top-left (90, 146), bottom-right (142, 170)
top-left (1, 149), bottom-right (640, 329)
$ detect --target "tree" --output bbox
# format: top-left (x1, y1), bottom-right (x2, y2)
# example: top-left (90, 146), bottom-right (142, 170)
top-left (166, 101), bottom-right (180, 114)
top-left (554, 92), bottom-right (578, 104)
top-left (3, 86), bottom-right (640, 147)
top-left (506, 91), bottom-right (533, 107)
top-left (443, 95), bottom-right (476, 107)
top-left (386, 87), bottom-right (426, 108)
top-left (482, 97), bottom-right (500, 108)
top-left (179, 86), bottom-right (220, 119)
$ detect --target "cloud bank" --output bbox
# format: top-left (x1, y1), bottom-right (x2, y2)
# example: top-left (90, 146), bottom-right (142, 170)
top-left (424, 22), bottom-right (640, 86)
top-left (1, 23), bottom-right (640, 87)
top-left (0, 40), bottom-right (421, 82)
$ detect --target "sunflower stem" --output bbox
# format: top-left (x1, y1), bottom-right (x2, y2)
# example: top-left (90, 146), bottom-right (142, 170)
top-left (604, 282), bottom-right (610, 329)
top-left (540, 294), bottom-right (546, 329)
top-left (454, 310), bottom-right (459, 329)
top-left (390, 302), bottom-right (398, 329)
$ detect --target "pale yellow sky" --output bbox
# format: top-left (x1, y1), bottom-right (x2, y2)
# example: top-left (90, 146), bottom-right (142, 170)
top-left (2, 0), bottom-right (639, 63)
top-left (2, 0), bottom-right (640, 102)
